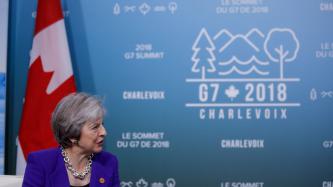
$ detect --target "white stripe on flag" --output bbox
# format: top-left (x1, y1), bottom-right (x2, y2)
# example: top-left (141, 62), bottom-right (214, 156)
top-left (29, 20), bottom-right (73, 94)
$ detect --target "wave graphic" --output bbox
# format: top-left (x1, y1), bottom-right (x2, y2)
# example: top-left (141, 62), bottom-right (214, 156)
top-left (219, 56), bottom-right (269, 66)
top-left (218, 65), bottom-right (269, 76)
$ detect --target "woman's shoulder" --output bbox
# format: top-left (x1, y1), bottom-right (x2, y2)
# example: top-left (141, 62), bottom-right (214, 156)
top-left (29, 147), bottom-right (60, 156)
top-left (26, 147), bottom-right (61, 172)
top-left (28, 147), bottom-right (60, 160)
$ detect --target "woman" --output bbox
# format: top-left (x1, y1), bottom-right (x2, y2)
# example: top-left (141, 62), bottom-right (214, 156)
top-left (23, 92), bottom-right (120, 187)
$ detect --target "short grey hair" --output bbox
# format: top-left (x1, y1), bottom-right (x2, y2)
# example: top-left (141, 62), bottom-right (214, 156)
top-left (51, 92), bottom-right (105, 148)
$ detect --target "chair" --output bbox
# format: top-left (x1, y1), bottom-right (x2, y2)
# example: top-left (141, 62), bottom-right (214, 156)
top-left (0, 175), bottom-right (23, 187)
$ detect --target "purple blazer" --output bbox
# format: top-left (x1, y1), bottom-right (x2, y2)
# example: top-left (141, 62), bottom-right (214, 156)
top-left (22, 148), bottom-right (120, 187)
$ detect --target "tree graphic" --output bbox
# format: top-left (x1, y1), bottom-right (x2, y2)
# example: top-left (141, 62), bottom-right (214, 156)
top-left (264, 28), bottom-right (299, 79)
top-left (192, 28), bottom-right (216, 79)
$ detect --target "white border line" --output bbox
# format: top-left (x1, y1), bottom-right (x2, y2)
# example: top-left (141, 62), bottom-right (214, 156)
top-left (186, 78), bottom-right (300, 82)
top-left (185, 103), bottom-right (301, 107)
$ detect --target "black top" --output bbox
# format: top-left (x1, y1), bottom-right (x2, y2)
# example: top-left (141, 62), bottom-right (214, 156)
top-left (70, 184), bottom-right (89, 187)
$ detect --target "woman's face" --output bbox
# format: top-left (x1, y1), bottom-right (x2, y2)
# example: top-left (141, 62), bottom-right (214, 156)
top-left (78, 118), bottom-right (107, 154)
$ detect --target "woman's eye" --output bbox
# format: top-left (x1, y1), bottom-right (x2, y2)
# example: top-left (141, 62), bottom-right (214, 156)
top-left (91, 122), bottom-right (103, 130)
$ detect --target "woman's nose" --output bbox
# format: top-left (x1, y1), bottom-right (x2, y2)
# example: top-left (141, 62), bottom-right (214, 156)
top-left (99, 125), bottom-right (107, 136)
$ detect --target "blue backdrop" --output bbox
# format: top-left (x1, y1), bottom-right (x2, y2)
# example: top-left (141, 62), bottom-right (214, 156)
top-left (0, 0), bottom-right (9, 175)
top-left (6, 0), bottom-right (333, 186)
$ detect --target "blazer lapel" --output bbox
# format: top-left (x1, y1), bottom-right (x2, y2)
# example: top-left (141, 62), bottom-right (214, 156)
top-left (49, 150), bottom-right (70, 187)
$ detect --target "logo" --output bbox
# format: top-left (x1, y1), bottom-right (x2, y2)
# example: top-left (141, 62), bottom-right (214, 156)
top-left (168, 2), bottom-right (178, 14)
top-left (166, 178), bottom-right (176, 187)
top-left (186, 28), bottom-right (301, 120)
top-left (136, 178), bottom-right (148, 187)
top-left (113, 2), bottom-right (178, 16)
top-left (121, 178), bottom-right (176, 187)
top-left (113, 3), bottom-right (121, 15)
top-left (121, 181), bottom-right (133, 187)
top-left (139, 3), bottom-right (151, 15)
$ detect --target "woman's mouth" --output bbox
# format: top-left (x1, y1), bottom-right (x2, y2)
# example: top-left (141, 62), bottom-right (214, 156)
top-left (97, 140), bottom-right (104, 145)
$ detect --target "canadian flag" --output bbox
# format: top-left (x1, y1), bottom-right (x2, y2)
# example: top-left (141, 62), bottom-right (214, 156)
top-left (16, 0), bottom-right (76, 175)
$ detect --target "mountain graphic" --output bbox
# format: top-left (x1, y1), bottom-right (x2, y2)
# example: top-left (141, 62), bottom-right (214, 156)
top-left (220, 37), bottom-right (260, 61)
top-left (213, 33), bottom-right (231, 51)
top-left (213, 29), bottom-right (270, 76)
top-left (214, 28), bottom-right (264, 52)
top-left (214, 28), bottom-right (267, 63)
top-left (247, 29), bottom-right (265, 51)
top-left (213, 29), bottom-right (233, 44)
